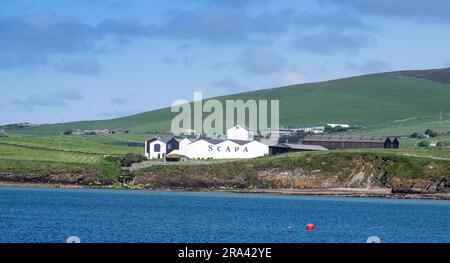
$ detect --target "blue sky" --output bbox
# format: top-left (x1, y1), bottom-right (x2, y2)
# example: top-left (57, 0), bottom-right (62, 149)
top-left (1, 0), bottom-right (450, 124)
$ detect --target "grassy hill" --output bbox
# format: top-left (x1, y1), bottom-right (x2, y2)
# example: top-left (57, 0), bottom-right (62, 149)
top-left (5, 67), bottom-right (450, 136)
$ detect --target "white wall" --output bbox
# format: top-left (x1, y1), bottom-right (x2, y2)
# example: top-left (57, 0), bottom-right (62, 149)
top-left (227, 126), bottom-right (254, 141)
top-left (146, 140), bottom-right (167, 159)
top-left (179, 138), bottom-right (191, 152)
top-left (182, 139), bottom-right (268, 159)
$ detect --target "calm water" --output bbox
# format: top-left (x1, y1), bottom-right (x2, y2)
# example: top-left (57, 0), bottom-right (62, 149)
top-left (0, 187), bottom-right (449, 243)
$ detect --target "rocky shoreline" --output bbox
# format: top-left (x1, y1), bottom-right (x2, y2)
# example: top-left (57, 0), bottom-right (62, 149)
top-left (1, 180), bottom-right (449, 200)
top-left (2, 152), bottom-right (450, 200)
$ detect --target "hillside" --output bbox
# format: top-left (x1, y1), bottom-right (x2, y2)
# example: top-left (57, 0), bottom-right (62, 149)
top-left (6, 68), bottom-right (450, 136)
top-left (399, 67), bottom-right (450, 85)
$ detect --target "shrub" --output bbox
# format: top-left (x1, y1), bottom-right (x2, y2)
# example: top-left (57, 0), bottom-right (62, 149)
top-left (325, 125), bottom-right (348, 133)
top-left (104, 154), bottom-right (147, 167)
top-left (410, 132), bottom-right (425, 139)
top-left (120, 153), bottom-right (147, 167)
top-left (417, 140), bottom-right (430, 148)
top-left (424, 129), bottom-right (438, 137)
top-left (277, 131), bottom-right (309, 143)
top-left (436, 141), bottom-right (450, 148)
top-left (63, 130), bottom-right (73, 135)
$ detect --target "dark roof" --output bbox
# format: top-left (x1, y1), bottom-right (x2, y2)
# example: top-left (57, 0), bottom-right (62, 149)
top-left (146, 137), bottom-right (170, 143)
top-left (190, 138), bottom-right (252, 145)
top-left (168, 138), bottom-right (184, 143)
top-left (229, 139), bottom-right (251, 145)
top-left (270, 143), bottom-right (328, 151)
top-left (302, 135), bottom-right (390, 143)
top-left (202, 139), bottom-right (227, 145)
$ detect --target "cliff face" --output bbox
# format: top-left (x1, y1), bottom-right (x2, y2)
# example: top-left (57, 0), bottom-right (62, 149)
top-left (0, 168), bottom-right (109, 186)
top-left (133, 153), bottom-right (450, 194)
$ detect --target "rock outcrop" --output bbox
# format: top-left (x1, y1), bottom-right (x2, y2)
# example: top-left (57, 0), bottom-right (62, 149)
top-left (0, 169), bottom-right (110, 186)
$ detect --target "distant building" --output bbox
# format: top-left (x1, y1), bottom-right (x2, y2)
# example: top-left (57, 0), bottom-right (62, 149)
top-left (269, 143), bottom-right (328, 155)
top-left (326, 124), bottom-right (350, 128)
top-left (267, 126), bottom-right (325, 138)
top-left (301, 135), bottom-right (399, 149)
top-left (69, 128), bottom-right (129, 136)
top-left (0, 131), bottom-right (8, 138)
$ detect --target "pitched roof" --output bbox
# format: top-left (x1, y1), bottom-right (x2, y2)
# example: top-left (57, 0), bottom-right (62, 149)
top-left (230, 125), bottom-right (251, 131)
top-left (270, 143), bottom-right (328, 151)
top-left (189, 138), bottom-right (253, 145)
top-left (202, 138), bottom-right (227, 145)
top-left (229, 139), bottom-right (251, 145)
top-left (302, 135), bottom-right (389, 143)
top-left (146, 137), bottom-right (170, 144)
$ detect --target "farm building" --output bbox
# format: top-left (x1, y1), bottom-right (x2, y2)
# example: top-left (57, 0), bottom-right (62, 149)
top-left (269, 143), bottom-right (328, 155)
top-left (301, 135), bottom-right (399, 149)
top-left (0, 130), bottom-right (8, 138)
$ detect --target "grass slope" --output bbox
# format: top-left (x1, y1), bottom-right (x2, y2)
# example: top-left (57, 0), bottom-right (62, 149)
top-left (5, 68), bottom-right (450, 136)
top-left (0, 136), bottom-right (142, 180)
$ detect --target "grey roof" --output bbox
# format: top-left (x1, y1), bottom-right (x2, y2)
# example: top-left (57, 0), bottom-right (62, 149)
top-left (190, 138), bottom-right (252, 145)
top-left (302, 135), bottom-right (390, 143)
top-left (146, 137), bottom-right (170, 143)
top-left (168, 138), bottom-right (183, 143)
top-left (229, 139), bottom-right (251, 145)
top-left (270, 143), bottom-right (328, 151)
top-left (202, 138), bottom-right (227, 145)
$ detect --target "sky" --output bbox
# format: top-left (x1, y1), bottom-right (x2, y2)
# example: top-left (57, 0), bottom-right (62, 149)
top-left (1, 0), bottom-right (450, 125)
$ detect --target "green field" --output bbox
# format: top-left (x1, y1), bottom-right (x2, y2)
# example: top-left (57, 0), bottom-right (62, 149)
top-left (4, 68), bottom-right (450, 137)
top-left (0, 135), bottom-right (143, 180)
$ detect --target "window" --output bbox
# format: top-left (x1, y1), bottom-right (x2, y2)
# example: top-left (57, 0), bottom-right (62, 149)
top-left (167, 144), bottom-right (172, 150)
top-left (154, 144), bottom-right (161, 152)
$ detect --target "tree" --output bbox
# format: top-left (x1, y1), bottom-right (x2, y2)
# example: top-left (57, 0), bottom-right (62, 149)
top-left (325, 125), bottom-right (348, 133)
top-left (424, 129), bottom-right (438, 137)
top-left (63, 130), bottom-right (73, 135)
top-left (277, 131), bottom-right (309, 143)
top-left (410, 132), bottom-right (425, 139)
top-left (417, 140), bottom-right (430, 148)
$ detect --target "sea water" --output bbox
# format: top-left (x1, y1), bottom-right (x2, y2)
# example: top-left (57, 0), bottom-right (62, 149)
top-left (0, 187), bottom-right (449, 243)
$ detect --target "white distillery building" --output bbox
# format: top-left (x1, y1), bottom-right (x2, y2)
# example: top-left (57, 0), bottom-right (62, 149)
top-left (145, 138), bottom-right (170, 159)
top-left (144, 126), bottom-right (268, 160)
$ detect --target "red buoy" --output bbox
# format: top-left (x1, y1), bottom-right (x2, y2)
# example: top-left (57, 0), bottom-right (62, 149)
top-left (306, 224), bottom-right (315, 231)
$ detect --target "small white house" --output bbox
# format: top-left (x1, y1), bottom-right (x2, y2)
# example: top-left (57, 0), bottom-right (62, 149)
top-left (145, 138), bottom-right (170, 159)
top-left (226, 125), bottom-right (255, 141)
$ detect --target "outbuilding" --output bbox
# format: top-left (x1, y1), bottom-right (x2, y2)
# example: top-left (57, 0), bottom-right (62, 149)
top-left (269, 143), bottom-right (328, 155)
top-left (301, 135), bottom-right (399, 149)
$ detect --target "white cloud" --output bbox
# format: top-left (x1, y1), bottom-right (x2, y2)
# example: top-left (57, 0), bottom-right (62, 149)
top-left (280, 71), bottom-right (309, 86)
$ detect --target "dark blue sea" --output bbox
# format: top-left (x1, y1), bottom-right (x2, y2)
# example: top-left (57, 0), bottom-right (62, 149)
top-left (0, 187), bottom-right (449, 243)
